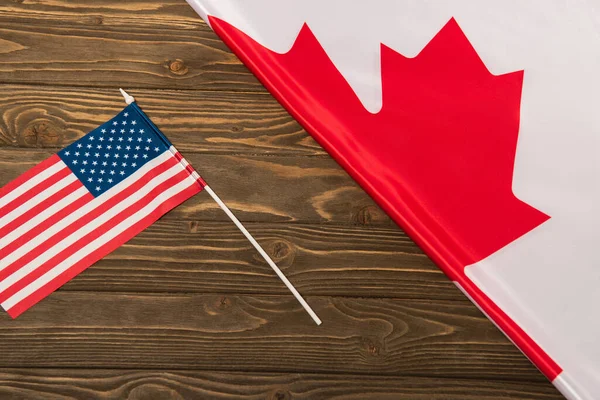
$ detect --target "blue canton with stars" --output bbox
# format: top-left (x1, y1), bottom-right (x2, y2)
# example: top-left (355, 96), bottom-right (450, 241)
top-left (58, 103), bottom-right (172, 196)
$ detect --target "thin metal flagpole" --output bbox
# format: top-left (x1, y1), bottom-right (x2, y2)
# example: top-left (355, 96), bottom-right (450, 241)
top-left (120, 89), bottom-right (322, 326)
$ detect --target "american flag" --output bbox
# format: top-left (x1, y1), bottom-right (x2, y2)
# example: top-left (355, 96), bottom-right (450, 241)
top-left (0, 103), bottom-right (203, 318)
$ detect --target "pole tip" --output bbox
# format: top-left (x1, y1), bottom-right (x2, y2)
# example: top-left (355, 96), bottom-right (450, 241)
top-left (119, 88), bottom-right (135, 105)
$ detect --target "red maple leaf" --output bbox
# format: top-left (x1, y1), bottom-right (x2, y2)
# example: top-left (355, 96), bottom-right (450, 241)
top-left (211, 16), bottom-right (549, 272)
top-left (209, 15), bottom-right (559, 379)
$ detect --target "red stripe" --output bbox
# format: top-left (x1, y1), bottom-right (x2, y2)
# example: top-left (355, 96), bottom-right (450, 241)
top-left (0, 168), bottom-right (188, 304)
top-left (0, 180), bottom-right (84, 240)
top-left (0, 166), bottom-right (71, 219)
top-left (0, 155), bottom-right (61, 201)
top-left (0, 157), bottom-right (179, 282)
top-left (6, 182), bottom-right (201, 318)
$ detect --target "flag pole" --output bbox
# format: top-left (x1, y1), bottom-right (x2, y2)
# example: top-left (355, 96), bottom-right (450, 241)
top-left (120, 89), bottom-right (322, 326)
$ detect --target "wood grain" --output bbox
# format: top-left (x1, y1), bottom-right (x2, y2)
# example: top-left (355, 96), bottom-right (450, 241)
top-left (0, 369), bottom-right (563, 399)
top-left (0, 1), bottom-right (260, 90)
top-left (0, 85), bottom-right (322, 156)
top-left (0, 148), bottom-right (394, 225)
top-left (61, 220), bottom-right (462, 300)
top-left (0, 292), bottom-right (547, 382)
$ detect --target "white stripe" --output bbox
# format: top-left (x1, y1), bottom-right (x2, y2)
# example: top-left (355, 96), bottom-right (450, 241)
top-left (0, 159), bottom-right (185, 291)
top-left (0, 186), bottom-right (89, 251)
top-left (2, 178), bottom-right (195, 310)
top-left (0, 161), bottom-right (65, 210)
top-left (0, 173), bottom-right (78, 230)
top-left (0, 151), bottom-right (174, 273)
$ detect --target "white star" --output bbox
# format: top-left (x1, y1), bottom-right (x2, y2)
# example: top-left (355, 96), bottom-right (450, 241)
top-left (111, 129), bottom-right (116, 134)
top-left (65, 151), bottom-right (70, 156)
top-left (104, 153), bottom-right (110, 158)
top-left (101, 129), bottom-right (106, 133)
top-left (109, 137), bottom-right (114, 142)
top-left (124, 154), bottom-right (129, 159)
top-left (112, 162), bottom-right (117, 167)
top-left (100, 170), bottom-right (105, 175)
top-left (139, 129), bottom-right (144, 134)
top-left (122, 162), bottom-right (127, 167)
top-left (98, 178), bottom-right (103, 183)
top-left (143, 154), bottom-right (148, 159)
top-left (102, 161), bottom-right (107, 166)
top-left (110, 170), bottom-right (115, 175)
top-left (126, 146), bottom-right (131, 150)
top-left (96, 186), bottom-right (101, 191)
top-left (94, 153), bottom-right (100, 158)
top-left (88, 178), bottom-right (93, 182)
top-left (122, 120), bottom-right (127, 125)
top-left (124, 112), bottom-right (129, 117)
top-left (120, 129), bottom-right (125, 134)
top-left (89, 136), bottom-right (94, 141)
top-left (118, 137), bottom-right (124, 142)
top-left (77, 143), bottom-right (82, 148)
top-left (80, 169), bottom-right (85, 173)
top-left (92, 161), bottom-right (98, 166)
top-left (133, 154), bottom-right (138, 159)
top-left (114, 154), bottom-right (120, 159)
top-left (72, 160), bottom-right (78, 165)
top-left (145, 146), bottom-right (150, 151)
top-left (83, 160), bottom-right (88, 165)
top-left (131, 162), bottom-right (137, 167)
top-left (113, 121), bottom-right (118, 126)
top-left (116, 145), bottom-right (122, 150)
top-left (90, 169), bottom-right (95, 174)
top-left (137, 137), bottom-right (143, 142)
top-left (87, 144), bottom-right (92, 149)
top-left (131, 121), bottom-right (137, 125)
top-left (85, 152), bottom-right (90, 157)
top-left (74, 152), bottom-right (80, 156)
top-left (147, 138), bottom-right (152, 143)
top-left (107, 145), bottom-right (112, 150)
top-left (130, 129), bottom-right (135, 134)
top-left (99, 137), bottom-right (104, 142)
top-left (97, 145), bottom-right (102, 149)
top-left (120, 171), bottom-right (125, 176)
top-left (108, 178), bottom-right (113, 183)
top-left (127, 137), bottom-right (133, 142)
top-left (135, 146), bottom-right (140, 150)
top-left (154, 147), bottom-right (160, 152)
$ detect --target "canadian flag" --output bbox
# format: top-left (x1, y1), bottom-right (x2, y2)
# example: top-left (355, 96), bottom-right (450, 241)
top-left (185, 2), bottom-right (600, 399)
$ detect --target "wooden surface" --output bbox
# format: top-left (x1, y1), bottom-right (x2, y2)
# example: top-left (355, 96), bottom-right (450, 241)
top-left (0, 1), bottom-right (563, 399)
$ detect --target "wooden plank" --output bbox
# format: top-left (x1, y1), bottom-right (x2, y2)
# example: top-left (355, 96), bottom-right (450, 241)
top-left (0, 369), bottom-right (562, 399)
top-left (61, 220), bottom-right (459, 300)
top-left (0, 1), bottom-right (260, 90)
top-left (0, 85), bottom-right (322, 156)
top-left (0, 149), bottom-right (394, 225)
top-left (0, 292), bottom-right (547, 382)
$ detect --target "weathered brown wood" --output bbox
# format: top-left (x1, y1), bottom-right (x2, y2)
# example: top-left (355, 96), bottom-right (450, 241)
top-left (60, 220), bottom-right (461, 300)
top-left (0, 148), bottom-right (394, 225)
top-left (0, 292), bottom-right (547, 382)
top-left (0, 85), bottom-right (322, 155)
top-left (0, 1), bottom-right (260, 90)
top-left (0, 369), bottom-right (563, 399)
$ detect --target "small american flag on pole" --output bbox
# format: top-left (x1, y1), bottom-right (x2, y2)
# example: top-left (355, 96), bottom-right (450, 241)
top-left (0, 90), bottom-right (321, 324)
top-left (0, 95), bottom-right (203, 318)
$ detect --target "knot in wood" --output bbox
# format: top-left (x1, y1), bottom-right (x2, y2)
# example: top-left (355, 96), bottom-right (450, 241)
top-left (22, 120), bottom-right (62, 147)
top-left (269, 389), bottom-right (292, 400)
top-left (361, 336), bottom-right (384, 358)
top-left (353, 205), bottom-right (387, 226)
top-left (254, 239), bottom-right (295, 269)
top-left (92, 15), bottom-right (103, 25)
top-left (168, 59), bottom-right (189, 76)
